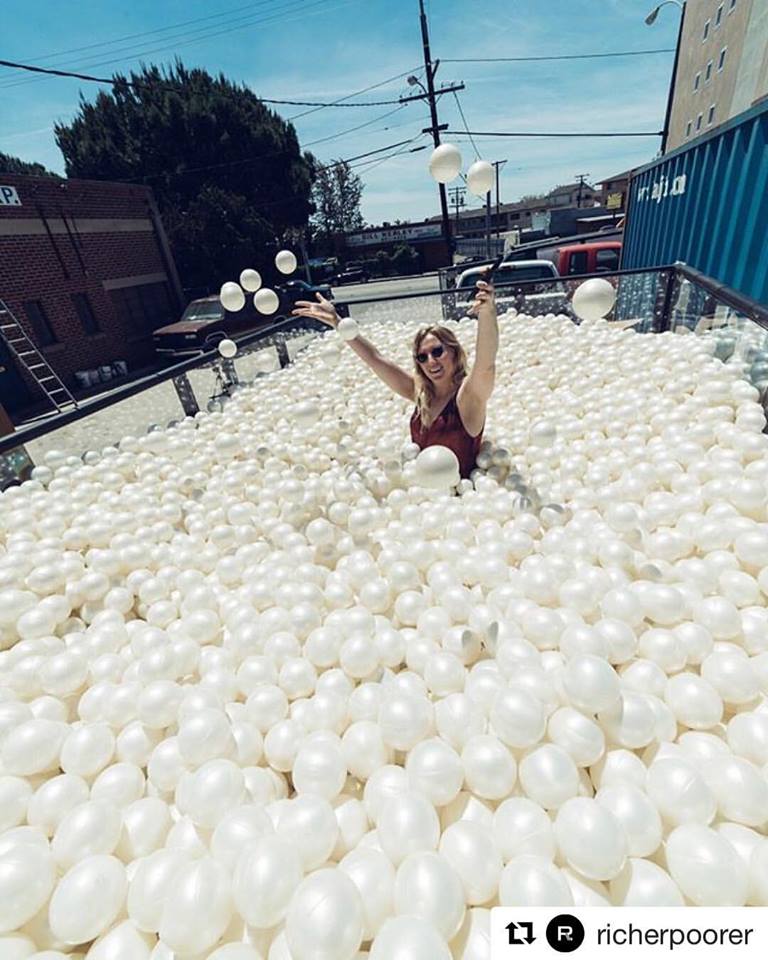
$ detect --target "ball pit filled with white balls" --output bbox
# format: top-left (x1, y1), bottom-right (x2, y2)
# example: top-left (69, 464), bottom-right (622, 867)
top-left (2, 303), bottom-right (768, 959)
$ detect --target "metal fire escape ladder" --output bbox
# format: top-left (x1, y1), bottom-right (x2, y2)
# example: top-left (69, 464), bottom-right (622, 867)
top-left (0, 299), bottom-right (78, 412)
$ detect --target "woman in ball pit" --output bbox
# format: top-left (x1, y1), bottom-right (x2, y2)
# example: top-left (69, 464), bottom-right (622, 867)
top-left (292, 279), bottom-right (498, 479)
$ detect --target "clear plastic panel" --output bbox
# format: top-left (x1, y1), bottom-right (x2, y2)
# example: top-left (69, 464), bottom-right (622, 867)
top-left (439, 269), bottom-right (669, 329)
top-left (22, 329), bottom-right (318, 465)
top-left (669, 277), bottom-right (768, 403)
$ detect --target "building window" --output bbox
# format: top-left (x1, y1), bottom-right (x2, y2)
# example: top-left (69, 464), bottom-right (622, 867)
top-left (708, 104), bottom-right (716, 125)
top-left (718, 47), bottom-right (727, 71)
top-left (696, 113), bottom-right (703, 131)
top-left (71, 293), bottom-right (100, 335)
top-left (729, 0), bottom-right (736, 11)
top-left (109, 282), bottom-right (173, 334)
top-left (702, 19), bottom-right (710, 41)
top-left (715, 4), bottom-right (723, 26)
top-left (23, 300), bottom-right (57, 347)
top-left (693, 72), bottom-right (701, 91)
top-left (685, 120), bottom-right (693, 138)
top-left (705, 60), bottom-right (713, 83)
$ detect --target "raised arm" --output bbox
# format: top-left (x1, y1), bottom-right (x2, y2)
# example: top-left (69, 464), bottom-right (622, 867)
top-left (293, 294), bottom-right (415, 401)
top-left (457, 280), bottom-right (498, 435)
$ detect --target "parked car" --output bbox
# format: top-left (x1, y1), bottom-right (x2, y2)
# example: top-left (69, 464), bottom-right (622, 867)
top-left (153, 280), bottom-right (335, 358)
top-left (333, 262), bottom-right (369, 285)
top-left (450, 260), bottom-right (566, 319)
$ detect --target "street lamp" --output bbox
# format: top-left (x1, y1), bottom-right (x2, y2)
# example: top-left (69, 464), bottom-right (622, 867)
top-left (407, 75), bottom-right (427, 95)
top-left (645, 0), bottom-right (684, 26)
top-left (646, 0), bottom-right (686, 154)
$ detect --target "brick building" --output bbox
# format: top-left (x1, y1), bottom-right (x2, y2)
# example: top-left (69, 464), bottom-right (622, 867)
top-left (0, 173), bottom-right (182, 413)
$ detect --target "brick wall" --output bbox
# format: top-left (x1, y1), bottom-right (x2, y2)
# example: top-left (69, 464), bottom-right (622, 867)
top-left (0, 174), bottom-right (181, 410)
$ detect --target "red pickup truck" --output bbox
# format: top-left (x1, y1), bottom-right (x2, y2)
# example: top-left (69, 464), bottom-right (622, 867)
top-left (548, 241), bottom-right (622, 276)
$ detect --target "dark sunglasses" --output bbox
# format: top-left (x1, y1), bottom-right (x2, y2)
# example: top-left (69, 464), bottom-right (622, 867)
top-left (415, 344), bottom-right (445, 364)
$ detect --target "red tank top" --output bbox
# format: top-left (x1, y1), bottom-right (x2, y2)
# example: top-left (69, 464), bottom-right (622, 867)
top-left (410, 391), bottom-right (483, 479)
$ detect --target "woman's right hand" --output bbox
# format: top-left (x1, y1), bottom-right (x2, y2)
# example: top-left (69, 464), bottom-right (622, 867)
top-left (292, 292), bottom-right (340, 328)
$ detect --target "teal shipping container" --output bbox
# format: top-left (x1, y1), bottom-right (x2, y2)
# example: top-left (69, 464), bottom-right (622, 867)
top-left (622, 99), bottom-right (768, 305)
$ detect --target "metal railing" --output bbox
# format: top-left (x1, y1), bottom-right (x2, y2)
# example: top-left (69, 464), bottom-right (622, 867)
top-left (1, 262), bottom-right (766, 484)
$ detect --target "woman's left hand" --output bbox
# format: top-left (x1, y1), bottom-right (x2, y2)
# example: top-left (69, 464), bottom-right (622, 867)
top-left (470, 279), bottom-right (497, 321)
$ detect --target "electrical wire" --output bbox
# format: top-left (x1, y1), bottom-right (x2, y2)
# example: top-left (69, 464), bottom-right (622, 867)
top-left (451, 91), bottom-right (480, 160)
top-left (2, 0), bottom-right (288, 73)
top-left (350, 144), bottom-right (427, 174)
top-left (119, 134), bottom-right (423, 184)
top-left (443, 48), bottom-right (675, 63)
top-left (0, 0), bottom-right (360, 91)
top-left (452, 129), bottom-right (663, 138)
top-left (0, 57), bottom-right (415, 107)
top-left (298, 105), bottom-right (407, 148)
top-left (286, 67), bottom-right (424, 121)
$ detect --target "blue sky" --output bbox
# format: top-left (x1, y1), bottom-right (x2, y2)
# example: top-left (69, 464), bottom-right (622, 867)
top-left (0, 0), bottom-right (680, 225)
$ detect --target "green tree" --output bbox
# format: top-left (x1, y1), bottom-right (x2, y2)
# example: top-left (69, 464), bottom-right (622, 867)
top-left (0, 152), bottom-right (58, 176)
top-left (311, 160), bottom-right (364, 251)
top-left (54, 62), bottom-right (314, 290)
top-left (390, 243), bottom-right (419, 276)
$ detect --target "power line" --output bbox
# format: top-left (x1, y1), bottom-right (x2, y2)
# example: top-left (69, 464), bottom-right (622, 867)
top-left (0, 58), bottom-right (410, 107)
top-left (0, 0), bottom-right (359, 91)
top-left (452, 129), bottom-right (663, 138)
top-left (287, 67), bottom-right (424, 121)
top-left (121, 135), bottom-right (423, 184)
top-left (443, 48), bottom-right (675, 63)
top-left (2, 0), bottom-right (287, 74)
top-left (451, 91), bottom-right (480, 160)
top-left (348, 136), bottom-right (428, 173)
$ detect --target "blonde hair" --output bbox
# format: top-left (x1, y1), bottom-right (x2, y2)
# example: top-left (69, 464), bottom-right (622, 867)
top-left (412, 325), bottom-right (468, 428)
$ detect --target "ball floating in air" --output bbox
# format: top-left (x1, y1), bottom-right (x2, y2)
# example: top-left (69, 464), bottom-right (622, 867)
top-left (276, 250), bottom-right (298, 275)
top-left (429, 144), bottom-right (462, 184)
top-left (414, 445), bottom-right (460, 489)
top-left (337, 318), bottom-right (360, 342)
top-left (220, 282), bottom-right (245, 313)
top-left (571, 277), bottom-right (616, 322)
top-left (240, 269), bottom-right (262, 292)
top-left (466, 159), bottom-right (494, 197)
top-left (218, 339), bottom-right (237, 359)
top-left (255, 288), bottom-right (280, 315)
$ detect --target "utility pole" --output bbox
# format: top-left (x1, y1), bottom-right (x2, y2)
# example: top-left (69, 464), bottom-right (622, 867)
top-left (575, 174), bottom-right (590, 208)
top-left (492, 160), bottom-right (507, 238)
top-left (399, 1), bottom-right (465, 262)
top-left (448, 185), bottom-right (466, 235)
top-left (419, 0), bottom-right (451, 258)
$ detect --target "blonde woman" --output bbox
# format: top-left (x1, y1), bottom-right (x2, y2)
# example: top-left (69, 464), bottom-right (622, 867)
top-left (292, 280), bottom-right (498, 478)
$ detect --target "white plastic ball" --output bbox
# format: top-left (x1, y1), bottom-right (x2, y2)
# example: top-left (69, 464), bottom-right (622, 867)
top-left (220, 282), bottom-right (246, 312)
top-left (276, 250), bottom-right (298, 275)
top-left (571, 277), bottom-right (616, 322)
top-left (413, 445), bottom-right (460, 490)
top-left (240, 268), bottom-right (262, 292)
top-left (466, 159), bottom-right (494, 197)
top-left (428, 144), bottom-right (462, 184)
top-left (337, 317), bottom-right (360, 342)
top-left (254, 288), bottom-right (280, 315)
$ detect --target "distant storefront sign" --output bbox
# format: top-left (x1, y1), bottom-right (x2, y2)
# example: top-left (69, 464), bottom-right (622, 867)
top-left (347, 223), bottom-right (443, 246)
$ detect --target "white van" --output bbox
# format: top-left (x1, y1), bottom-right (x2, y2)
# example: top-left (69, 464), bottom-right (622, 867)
top-left (452, 259), bottom-right (566, 318)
